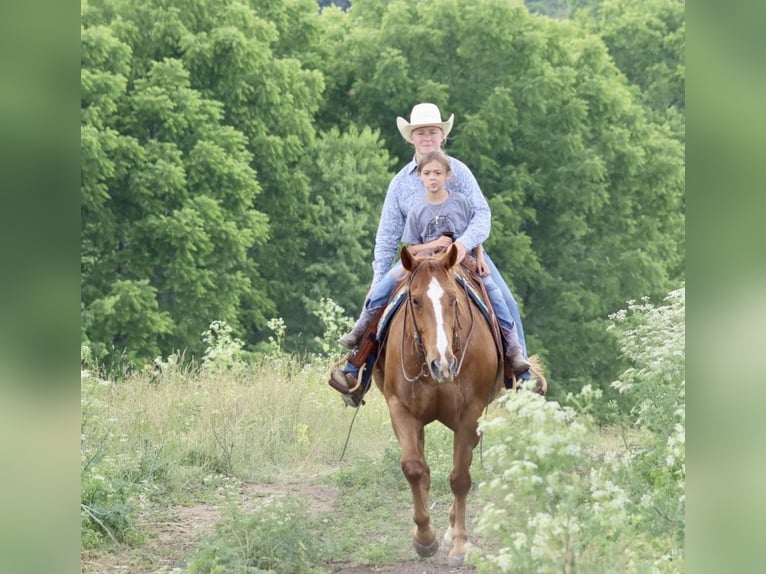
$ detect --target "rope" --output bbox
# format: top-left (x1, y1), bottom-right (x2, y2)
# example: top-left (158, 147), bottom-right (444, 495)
top-left (339, 402), bottom-right (362, 462)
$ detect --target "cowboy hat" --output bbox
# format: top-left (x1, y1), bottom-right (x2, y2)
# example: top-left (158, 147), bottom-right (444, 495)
top-left (396, 103), bottom-right (454, 142)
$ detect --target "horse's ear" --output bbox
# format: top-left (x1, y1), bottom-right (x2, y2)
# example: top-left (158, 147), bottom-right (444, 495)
top-left (401, 245), bottom-right (415, 272)
top-left (444, 243), bottom-right (459, 269)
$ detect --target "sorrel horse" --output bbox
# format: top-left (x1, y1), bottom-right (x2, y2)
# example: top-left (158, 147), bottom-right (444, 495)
top-left (372, 244), bottom-right (544, 566)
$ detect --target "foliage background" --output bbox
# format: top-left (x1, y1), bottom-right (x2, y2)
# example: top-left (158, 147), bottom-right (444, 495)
top-left (80, 0), bottom-right (685, 404)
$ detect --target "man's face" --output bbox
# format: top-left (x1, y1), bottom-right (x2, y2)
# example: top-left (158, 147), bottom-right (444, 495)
top-left (411, 126), bottom-right (444, 154)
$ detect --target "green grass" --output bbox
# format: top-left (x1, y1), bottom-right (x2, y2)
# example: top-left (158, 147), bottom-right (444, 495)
top-left (81, 350), bottom-right (495, 570)
top-left (81, 351), bottom-right (424, 571)
top-left (80, 350), bottom-right (664, 573)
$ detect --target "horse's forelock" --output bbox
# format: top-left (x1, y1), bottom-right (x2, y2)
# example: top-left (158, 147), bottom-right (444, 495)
top-left (410, 258), bottom-right (455, 295)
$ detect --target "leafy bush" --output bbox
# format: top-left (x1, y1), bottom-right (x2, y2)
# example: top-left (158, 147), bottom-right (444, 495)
top-left (609, 287), bottom-right (685, 545)
top-left (470, 287), bottom-right (685, 573)
top-left (311, 297), bottom-right (354, 356)
top-left (201, 320), bottom-right (247, 373)
top-left (185, 498), bottom-right (323, 574)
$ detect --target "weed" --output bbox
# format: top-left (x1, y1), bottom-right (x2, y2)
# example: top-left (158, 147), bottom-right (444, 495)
top-left (185, 498), bottom-right (323, 574)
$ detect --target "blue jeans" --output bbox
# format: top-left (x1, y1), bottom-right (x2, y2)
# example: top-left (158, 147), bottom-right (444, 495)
top-left (368, 262), bottom-right (406, 309)
top-left (482, 275), bottom-right (513, 332)
top-left (482, 252), bottom-right (527, 358)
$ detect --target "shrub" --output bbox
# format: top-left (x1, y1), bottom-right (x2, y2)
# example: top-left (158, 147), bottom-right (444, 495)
top-left (470, 287), bottom-right (685, 572)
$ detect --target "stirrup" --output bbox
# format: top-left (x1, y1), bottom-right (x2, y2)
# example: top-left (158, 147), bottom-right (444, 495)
top-left (328, 367), bottom-right (365, 407)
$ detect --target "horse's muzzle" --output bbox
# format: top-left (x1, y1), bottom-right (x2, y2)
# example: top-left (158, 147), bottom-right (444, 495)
top-left (429, 355), bottom-right (458, 383)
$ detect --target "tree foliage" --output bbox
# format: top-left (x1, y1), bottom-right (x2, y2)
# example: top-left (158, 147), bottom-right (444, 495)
top-left (81, 0), bottom-right (684, 398)
top-left (571, 0), bottom-right (685, 142)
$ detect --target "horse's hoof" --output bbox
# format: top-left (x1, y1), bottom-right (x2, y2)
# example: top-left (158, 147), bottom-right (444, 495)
top-left (447, 553), bottom-right (466, 567)
top-left (413, 537), bottom-right (439, 558)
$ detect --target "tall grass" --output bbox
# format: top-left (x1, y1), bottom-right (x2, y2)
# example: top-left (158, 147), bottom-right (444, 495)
top-left (80, 309), bottom-right (395, 552)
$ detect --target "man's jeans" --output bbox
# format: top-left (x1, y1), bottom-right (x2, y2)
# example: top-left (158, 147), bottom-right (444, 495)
top-left (482, 252), bottom-right (527, 358)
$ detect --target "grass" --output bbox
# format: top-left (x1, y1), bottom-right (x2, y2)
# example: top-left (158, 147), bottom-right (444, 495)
top-left (80, 352), bottom-right (647, 573)
top-left (81, 351), bottom-right (448, 571)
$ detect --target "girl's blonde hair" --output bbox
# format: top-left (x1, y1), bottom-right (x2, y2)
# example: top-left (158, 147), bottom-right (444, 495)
top-left (417, 151), bottom-right (452, 174)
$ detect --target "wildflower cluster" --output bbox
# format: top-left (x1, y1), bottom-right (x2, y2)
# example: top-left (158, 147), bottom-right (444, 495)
top-left (201, 320), bottom-right (246, 372)
top-left (471, 287), bottom-right (685, 572)
top-left (311, 297), bottom-right (354, 355)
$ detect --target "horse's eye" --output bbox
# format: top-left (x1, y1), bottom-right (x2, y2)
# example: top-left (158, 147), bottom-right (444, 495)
top-left (411, 297), bottom-right (420, 308)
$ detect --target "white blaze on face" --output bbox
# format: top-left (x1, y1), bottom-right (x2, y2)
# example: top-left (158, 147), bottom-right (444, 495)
top-left (427, 277), bottom-right (449, 364)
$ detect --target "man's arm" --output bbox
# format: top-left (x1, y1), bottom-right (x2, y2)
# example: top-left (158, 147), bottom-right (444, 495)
top-left (448, 158), bottom-right (491, 252)
top-left (371, 175), bottom-right (407, 286)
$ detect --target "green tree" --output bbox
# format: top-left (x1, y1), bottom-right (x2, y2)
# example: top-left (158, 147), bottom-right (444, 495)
top-left (298, 125), bottom-right (394, 339)
top-left (81, 13), bottom-right (269, 365)
top-left (173, 0), bottom-right (327, 348)
top-left (572, 0), bottom-right (685, 142)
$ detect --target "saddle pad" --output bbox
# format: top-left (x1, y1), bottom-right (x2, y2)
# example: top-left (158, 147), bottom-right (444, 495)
top-left (455, 274), bottom-right (492, 326)
top-left (376, 286), bottom-right (408, 342)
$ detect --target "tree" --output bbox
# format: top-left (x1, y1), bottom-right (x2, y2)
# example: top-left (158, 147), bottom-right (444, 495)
top-left (299, 125), bottom-right (394, 338)
top-left (81, 8), bottom-right (269, 365)
top-left (81, 0), bottom-right (393, 362)
top-left (172, 0), bottom-right (327, 348)
top-left (572, 0), bottom-right (685, 142)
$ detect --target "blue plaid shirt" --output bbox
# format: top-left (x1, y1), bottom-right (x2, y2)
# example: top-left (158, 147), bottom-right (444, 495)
top-left (371, 155), bottom-right (491, 286)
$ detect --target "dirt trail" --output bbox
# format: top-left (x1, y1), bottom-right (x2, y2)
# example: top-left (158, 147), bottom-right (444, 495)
top-left (81, 482), bottom-right (475, 574)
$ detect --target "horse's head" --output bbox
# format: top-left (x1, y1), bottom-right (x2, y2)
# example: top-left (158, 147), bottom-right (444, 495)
top-left (401, 244), bottom-right (461, 384)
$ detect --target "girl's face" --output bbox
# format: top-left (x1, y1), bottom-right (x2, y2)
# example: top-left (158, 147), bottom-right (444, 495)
top-left (411, 126), bottom-right (445, 155)
top-left (419, 160), bottom-right (449, 193)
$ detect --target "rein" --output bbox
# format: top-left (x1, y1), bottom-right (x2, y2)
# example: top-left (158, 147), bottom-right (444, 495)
top-left (400, 264), bottom-right (428, 382)
top-left (452, 271), bottom-right (477, 376)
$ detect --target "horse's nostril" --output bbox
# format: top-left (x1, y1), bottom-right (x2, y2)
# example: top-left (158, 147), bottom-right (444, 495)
top-left (449, 356), bottom-right (458, 374)
top-left (430, 360), bottom-right (439, 375)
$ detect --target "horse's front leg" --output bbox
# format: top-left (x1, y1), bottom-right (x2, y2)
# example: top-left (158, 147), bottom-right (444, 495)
top-left (387, 398), bottom-right (438, 558)
top-left (446, 416), bottom-right (481, 566)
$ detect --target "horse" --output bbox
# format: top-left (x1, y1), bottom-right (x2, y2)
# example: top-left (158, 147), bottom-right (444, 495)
top-left (371, 243), bottom-right (545, 566)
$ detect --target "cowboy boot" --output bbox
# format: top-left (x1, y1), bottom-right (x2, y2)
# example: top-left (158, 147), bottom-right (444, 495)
top-left (500, 325), bottom-right (531, 376)
top-left (338, 305), bottom-right (383, 349)
top-left (509, 346), bottom-right (531, 376)
top-left (329, 366), bottom-right (365, 407)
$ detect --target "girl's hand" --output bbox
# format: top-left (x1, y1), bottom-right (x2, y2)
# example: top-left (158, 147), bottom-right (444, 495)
top-left (431, 235), bottom-right (453, 252)
top-left (453, 241), bottom-right (467, 264)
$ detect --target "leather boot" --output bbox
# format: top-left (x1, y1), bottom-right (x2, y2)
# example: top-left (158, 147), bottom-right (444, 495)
top-left (338, 305), bottom-right (382, 349)
top-left (329, 366), bottom-right (365, 407)
top-left (500, 324), bottom-right (530, 376)
top-left (509, 346), bottom-right (531, 376)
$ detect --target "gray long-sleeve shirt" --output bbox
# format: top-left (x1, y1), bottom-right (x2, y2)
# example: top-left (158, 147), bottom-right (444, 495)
top-left (371, 155), bottom-right (491, 286)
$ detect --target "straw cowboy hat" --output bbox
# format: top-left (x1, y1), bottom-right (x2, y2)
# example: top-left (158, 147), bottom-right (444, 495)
top-left (396, 103), bottom-right (454, 142)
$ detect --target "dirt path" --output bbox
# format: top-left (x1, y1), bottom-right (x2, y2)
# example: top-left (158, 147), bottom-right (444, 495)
top-left (81, 482), bottom-right (476, 574)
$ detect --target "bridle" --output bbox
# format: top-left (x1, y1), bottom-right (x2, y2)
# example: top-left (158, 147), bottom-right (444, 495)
top-left (399, 260), bottom-right (477, 382)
